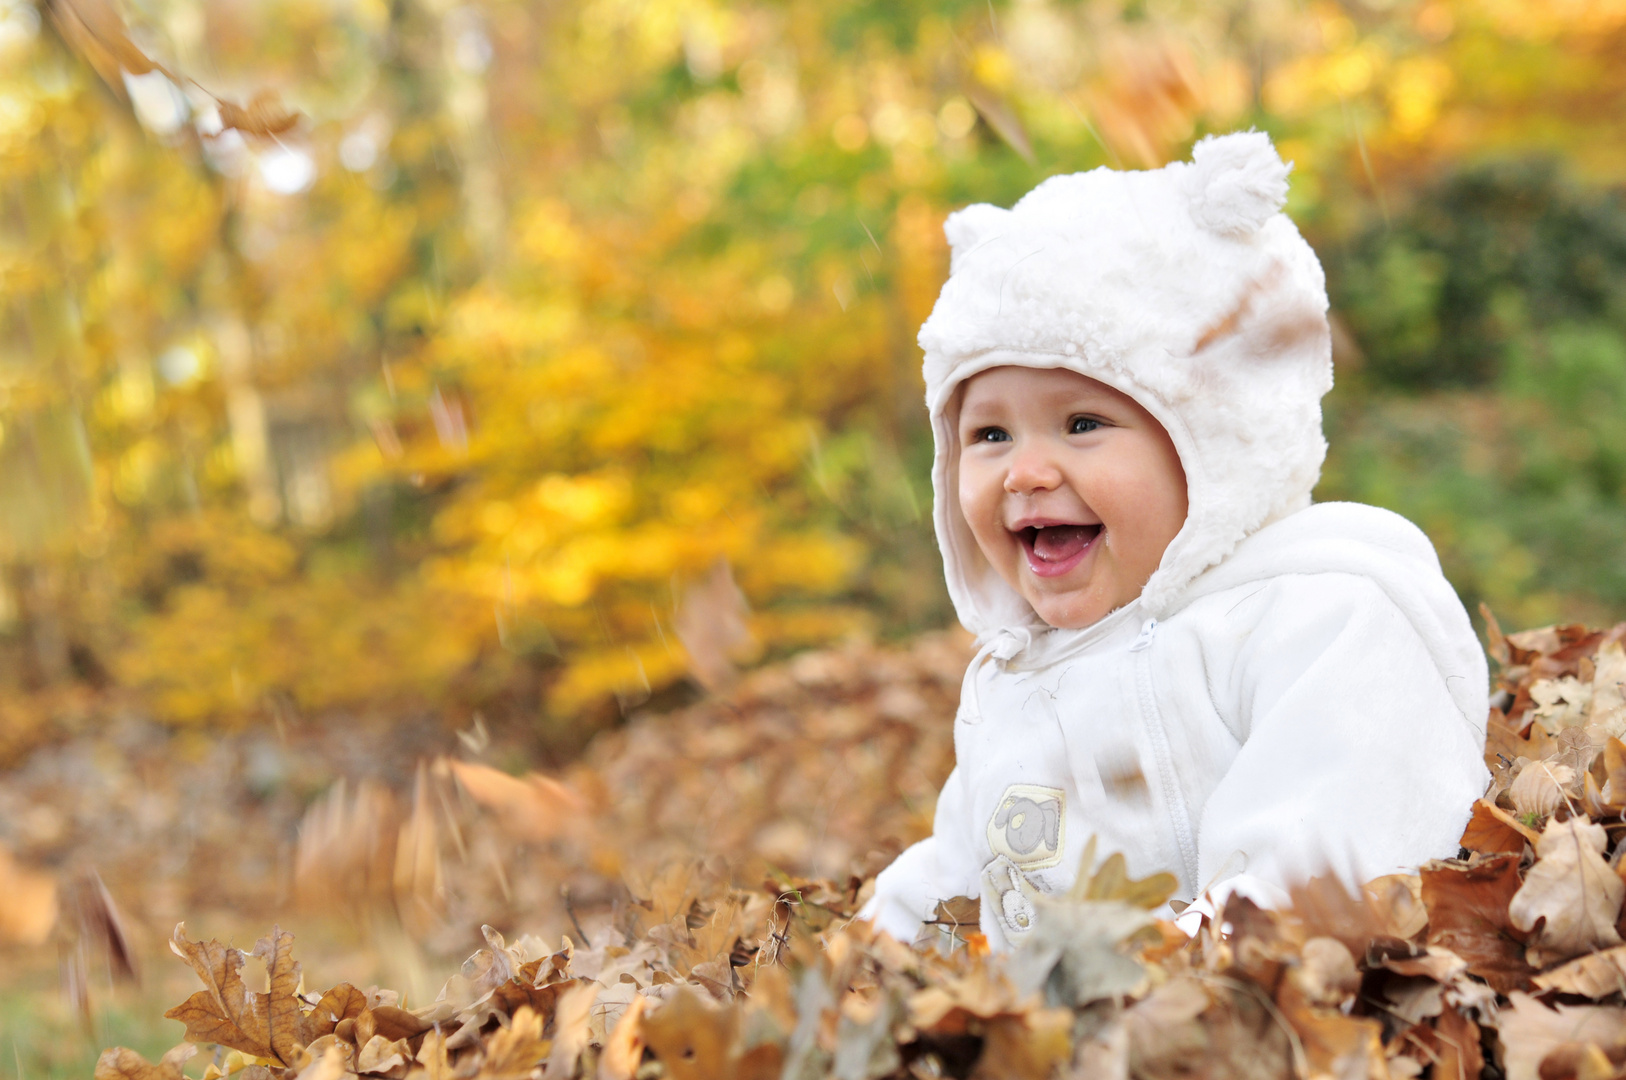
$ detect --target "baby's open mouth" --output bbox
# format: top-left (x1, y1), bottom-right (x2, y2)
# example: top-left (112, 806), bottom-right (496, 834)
top-left (1016, 524), bottom-right (1102, 577)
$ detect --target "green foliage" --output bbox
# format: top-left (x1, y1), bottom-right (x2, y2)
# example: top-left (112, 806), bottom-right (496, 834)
top-left (1323, 161), bottom-right (1626, 627)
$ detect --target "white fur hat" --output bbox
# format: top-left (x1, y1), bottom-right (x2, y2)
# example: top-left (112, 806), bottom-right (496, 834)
top-left (920, 130), bottom-right (1333, 637)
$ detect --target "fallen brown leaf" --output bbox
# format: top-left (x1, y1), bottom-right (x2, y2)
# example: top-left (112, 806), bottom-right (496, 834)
top-left (1421, 854), bottom-right (1535, 993)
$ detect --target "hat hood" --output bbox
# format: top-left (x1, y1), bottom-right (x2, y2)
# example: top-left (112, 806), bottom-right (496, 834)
top-left (921, 131), bottom-right (1334, 639)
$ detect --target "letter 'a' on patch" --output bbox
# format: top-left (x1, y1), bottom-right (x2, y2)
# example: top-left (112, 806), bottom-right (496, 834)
top-left (987, 784), bottom-right (1065, 870)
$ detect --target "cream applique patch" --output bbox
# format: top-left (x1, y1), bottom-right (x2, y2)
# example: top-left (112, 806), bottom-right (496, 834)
top-left (982, 855), bottom-right (1043, 939)
top-left (987, 784), bottom-right (1065, 870)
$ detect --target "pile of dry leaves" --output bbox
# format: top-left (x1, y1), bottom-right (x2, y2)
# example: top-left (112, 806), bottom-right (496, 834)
top-left (95, 616), bottom-right (1626, 1079)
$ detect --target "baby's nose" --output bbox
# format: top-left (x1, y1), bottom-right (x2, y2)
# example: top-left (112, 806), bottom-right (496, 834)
top-left (1003, 447), bottom-right (1062, 493)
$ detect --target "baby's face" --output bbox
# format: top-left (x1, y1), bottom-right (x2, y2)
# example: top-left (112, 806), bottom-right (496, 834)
top-left (957, 366), bottom-right (1188, 629)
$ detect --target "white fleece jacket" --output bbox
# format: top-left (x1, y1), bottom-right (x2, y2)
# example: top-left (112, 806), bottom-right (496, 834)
top-left (862, 132), bottom-right (1490, 949)
top-left (865, 502), bottom-right (1490, 948)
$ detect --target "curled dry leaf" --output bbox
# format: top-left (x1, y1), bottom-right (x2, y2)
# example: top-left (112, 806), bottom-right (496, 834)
top-left (1507, 760), bottom-right (1575, 818)
top-left (1421, 854), bottom-right (1535, 994)
top-left (1508, 818), bottom-right (1624, 966)
top-left (1459, 799), bottom-right (1534, 855)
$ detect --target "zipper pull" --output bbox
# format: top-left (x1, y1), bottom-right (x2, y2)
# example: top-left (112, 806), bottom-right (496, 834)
top-left (1129, 617), bottom-right (1159, 653)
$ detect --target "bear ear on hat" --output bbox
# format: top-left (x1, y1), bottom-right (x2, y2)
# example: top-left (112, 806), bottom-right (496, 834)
top-left (944, 203), bottom-right (1011, 275)
top-left (1185, 130), bottom-right (1292, 238)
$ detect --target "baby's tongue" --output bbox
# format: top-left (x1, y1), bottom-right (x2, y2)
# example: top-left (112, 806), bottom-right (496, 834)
top-left (1032, 525), bottom-right (1092, 561)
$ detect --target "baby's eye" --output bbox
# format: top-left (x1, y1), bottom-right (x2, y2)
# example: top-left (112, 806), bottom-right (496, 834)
top-left (1069, 416), bottom-right (1102, 435)
top-left (973, 426), bottom-right (1012, 443)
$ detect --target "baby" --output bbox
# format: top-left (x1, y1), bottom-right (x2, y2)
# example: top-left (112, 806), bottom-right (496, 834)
top-left (862, 131), bottom-right (1490, 950)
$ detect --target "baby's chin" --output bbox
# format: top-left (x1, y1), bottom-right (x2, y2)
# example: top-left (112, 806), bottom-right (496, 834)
top-left (1019, 579), bottom-right (1117, 630)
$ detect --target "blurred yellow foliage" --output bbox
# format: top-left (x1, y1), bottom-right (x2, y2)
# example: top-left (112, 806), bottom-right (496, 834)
top-left (2, 0), bottom-right (1625, 749)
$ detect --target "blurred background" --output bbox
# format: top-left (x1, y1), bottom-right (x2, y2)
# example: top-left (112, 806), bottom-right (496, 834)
top-left (4, 0), bottom-right (1626, 1070)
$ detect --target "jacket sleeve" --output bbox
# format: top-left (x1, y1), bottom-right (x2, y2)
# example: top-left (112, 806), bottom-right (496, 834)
top-left (860, 759), bottom-right (981, 942)
top-left (1193, 572), bottom-right (1489, 900)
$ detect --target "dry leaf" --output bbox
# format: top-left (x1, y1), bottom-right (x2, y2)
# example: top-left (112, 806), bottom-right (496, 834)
top-left (544, 982), bottom-right (597, 1076)
top-left (675, 558), bottom-right (756, 693)
top-left (1421, 854), bottom-right (1535, 993)
top-left (1508, 761), bottom-right (1575, 818)
top-left (444, 758), bottom-right (585, 844)
top-left (1532, 944), bottom-right (1626, 998)
top-left (1590, 640), bottom-right (1626, 735)
top-left (480, 1005), bottom-right (553, 1080)
top-left (252, 926), bottom-right (305, 1065)
top-left (597, 993), bottom-right (647, 1080)
top-left (94, 1048), bottom-right (184, 1080)
top-left (45, 0), bottom-right (161, 88)
top-left (641, 986), bottom-right (739, 1080)
top-left (216, 91), bottom-right (301, 138)
top-left (1508, 818), bottom-right (1624, 966)
top-left (304, 983), bottom-right (367, 1039)
top-left (1496, 993), bottom-right (1626, 1080)
top-left (1530, 677), bottom-right (1592, 733)
top-left (163, 923), bottom-right (280, 1061)
top-left (0, 847), bottom-right (58, 945)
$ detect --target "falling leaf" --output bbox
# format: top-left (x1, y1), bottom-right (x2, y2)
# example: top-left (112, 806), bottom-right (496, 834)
top-left (675, 558), bottom-right (756, 693)
top-left (1508, 818), bottom-right (1624, 966)
top-left (1007, 896), bottom-right (1152, 1008)
top-left (45, 0), bottom-right (162, 88)
top-left (0, 847), bottom-right (58, 946)
top-left (216, 91), bottom-right (302, 139)
top-left (443, 757), bottom-right (586, 844)
top-left (962, 82), bottom-right (1034, 164)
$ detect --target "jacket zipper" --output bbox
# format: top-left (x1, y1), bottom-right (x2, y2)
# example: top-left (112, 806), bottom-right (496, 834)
top-left (1130, 622), bottom-right (1200, 889)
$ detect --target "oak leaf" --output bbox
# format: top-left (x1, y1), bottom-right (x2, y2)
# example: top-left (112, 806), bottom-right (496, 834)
top-left (1508, 818), bottom-right (1623, 966)
top-left (479, 1005), bottom-right (553, 1080)
top-left (164, 923), bottom-right (281, 1061)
